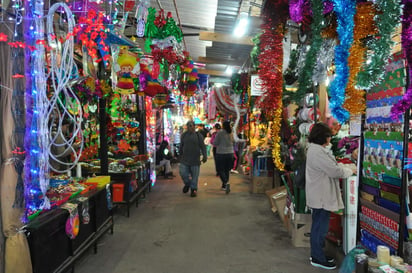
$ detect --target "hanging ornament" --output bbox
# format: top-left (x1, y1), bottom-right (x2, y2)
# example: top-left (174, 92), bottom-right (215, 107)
top-left (136, 0), bottom-right (150, 37)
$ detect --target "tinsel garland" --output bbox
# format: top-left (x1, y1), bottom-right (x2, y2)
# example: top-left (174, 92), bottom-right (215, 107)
top-left (313, 39), bottom-right (335, 85)
top-left (343, 2), bottom-right (377, 115)
top-left (329, 0), bottom-right (356, 123)
top-left (257, 22), bottom-right (284, 114)
top-left (355, 0), bottom-right (402, 89)
top-left (390, 1), bottom-right (412, 120)
top-left (295, 0), bottom-right (325, 103)
top-left (257, 21), bottom-right (285, 170)
top-left (271, 106), bottom-right (285, 170)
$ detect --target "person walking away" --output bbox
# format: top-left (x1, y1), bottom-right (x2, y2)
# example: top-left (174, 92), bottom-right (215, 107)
top-left (306, 123), bottom-right (357, 270)
top-left (210, 123), bottom-right (221, 176)
top-left (213, 121), bottom-right (235, 194)
top-left (179, 120), bottom-right (207, 197)
top-left (155, 140), bottom-right (174, 179)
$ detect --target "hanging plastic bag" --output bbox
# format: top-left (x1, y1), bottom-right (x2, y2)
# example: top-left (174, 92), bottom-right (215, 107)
top-left (339, 245), bottom-right (366, 273)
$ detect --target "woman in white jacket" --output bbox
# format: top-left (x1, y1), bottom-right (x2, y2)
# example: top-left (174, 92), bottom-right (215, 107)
top-left (305, 123), bottom-right (356, 270)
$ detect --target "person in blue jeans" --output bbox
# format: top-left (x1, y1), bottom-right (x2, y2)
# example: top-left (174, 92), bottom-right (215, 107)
top-left (305, 123), bottom-right (356, 270)
top-left (179, 120), bottom-right (207, 197)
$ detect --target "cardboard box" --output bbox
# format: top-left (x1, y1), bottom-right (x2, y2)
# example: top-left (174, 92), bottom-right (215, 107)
top-left (265, 186), bottom-right (286, 211)
top-left (273, 191), bottom-right (288, 230)
top-left (290, 213), bottom-right (312, 247)
top-left (250, 176), bottom-right (273, 193)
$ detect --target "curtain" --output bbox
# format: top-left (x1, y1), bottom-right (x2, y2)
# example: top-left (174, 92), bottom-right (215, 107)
top-left (0, 20), bottom-right (32, 273)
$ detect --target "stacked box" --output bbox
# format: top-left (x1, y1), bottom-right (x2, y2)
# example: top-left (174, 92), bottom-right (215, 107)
top-left (290, 213), bottom-right (312, 247)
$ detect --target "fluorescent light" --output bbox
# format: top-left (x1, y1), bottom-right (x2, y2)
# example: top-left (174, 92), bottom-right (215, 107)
top-left (225, 66), bottom-right (233, 75)
top-left (233, 13), bottom-right (249, 37)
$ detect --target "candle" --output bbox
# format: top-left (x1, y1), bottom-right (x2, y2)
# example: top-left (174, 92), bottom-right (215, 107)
top-left (377, 245), bottom-right (390, 264)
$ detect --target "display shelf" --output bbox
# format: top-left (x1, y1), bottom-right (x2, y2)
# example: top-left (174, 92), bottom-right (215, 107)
top-left (25, 188), bottom-right (113, 273)
top-left (109, 161), bottom-right (151, 217)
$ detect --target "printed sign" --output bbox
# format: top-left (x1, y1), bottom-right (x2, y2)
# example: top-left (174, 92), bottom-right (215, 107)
top-left (251, 75), bottom-right (263, 96)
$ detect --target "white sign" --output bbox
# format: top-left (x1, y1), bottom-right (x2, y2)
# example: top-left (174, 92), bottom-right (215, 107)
top-left (251, 75), bottom-right (264, 96)
top-left (344, 175), bottom-right (358, 254)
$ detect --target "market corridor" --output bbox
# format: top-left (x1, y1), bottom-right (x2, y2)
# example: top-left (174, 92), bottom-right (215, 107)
top-left (74, 160), bottom-right (333, 273)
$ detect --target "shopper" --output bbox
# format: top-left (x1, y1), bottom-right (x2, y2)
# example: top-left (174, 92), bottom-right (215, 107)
top-left (179, 120), bottom-right (207, 197)
top-left (210, 123), bottom-right (221, 176)
top-left (306, 123), bottom-right (356, 270)
top-left (204, 132), bottom-right (212, 158)
top-left (155, 140), bottom-right (174, 179)
top-left (213, 121), bottom-right (235, 194)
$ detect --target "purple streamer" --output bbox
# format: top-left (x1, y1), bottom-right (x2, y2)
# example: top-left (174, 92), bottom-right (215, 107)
top-left (390, 1), bottom-right (412, 120)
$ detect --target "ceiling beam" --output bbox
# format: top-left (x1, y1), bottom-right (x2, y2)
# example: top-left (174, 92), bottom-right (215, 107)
top-left (198, 69), bottom-right (230, 77)
top-left (199, 31), bottom-right (254, 45)
top-left (196, 56), bottom-right (243, 66)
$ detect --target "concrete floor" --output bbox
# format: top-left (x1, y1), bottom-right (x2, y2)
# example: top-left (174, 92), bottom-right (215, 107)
top-left (74, 159), bottom-right (341, 273)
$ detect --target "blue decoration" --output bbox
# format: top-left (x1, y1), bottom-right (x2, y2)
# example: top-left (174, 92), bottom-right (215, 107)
top-left (328, 0), bottom-right (356, 123)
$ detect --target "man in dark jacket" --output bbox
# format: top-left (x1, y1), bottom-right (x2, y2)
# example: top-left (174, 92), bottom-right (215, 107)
top-left (179, 120), bottom-right (207, 197)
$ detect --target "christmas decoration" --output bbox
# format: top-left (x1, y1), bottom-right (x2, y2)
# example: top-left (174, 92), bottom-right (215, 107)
top-left (343, 2), bottom-right (377, 115)
top-left (329, 0), bottom-right (356, 123)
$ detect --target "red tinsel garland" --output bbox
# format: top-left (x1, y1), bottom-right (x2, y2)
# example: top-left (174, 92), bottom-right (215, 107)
top-left (257, 21), bottom-right (284, 115)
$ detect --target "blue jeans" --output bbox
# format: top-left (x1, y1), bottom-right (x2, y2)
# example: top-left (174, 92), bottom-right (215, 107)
top-left (179, 163), bottom-right (200, 190)
top-left (310, 208), bottom-right (330, 262)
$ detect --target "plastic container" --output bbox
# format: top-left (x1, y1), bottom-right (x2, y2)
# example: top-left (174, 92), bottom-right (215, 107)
top-left (112, 183), bottom-right (124, 202)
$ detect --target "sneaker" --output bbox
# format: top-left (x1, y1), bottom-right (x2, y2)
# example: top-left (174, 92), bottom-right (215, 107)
top-left (190, 189), bottom-right (197, 197)
top-left (225, 184), bottom-right (230, 194)
top-left (310, 256), bottom-right (335, 263)
top-left (230, 169), bottom-right (239, 174)
top-left (310, 258), bottom-right (336, 270)
top-left (182, 185), bottom-right (190, 193)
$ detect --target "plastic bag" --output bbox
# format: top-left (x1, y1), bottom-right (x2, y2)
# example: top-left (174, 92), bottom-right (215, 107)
top-left (339, 245), bottom-right (366, 273)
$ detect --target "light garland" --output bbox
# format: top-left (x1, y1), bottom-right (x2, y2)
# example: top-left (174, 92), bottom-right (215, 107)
top-left (355, 0), bottom-right (402, 89)
top-left (46, 3), bottom-right (83, 174)
top-left (329, 0), bottom-right (356, 123)
top-left (343, 2), bottom-right (377, 115)
top-left (23, 0), bottom-right (49, 221)
top-left (390, 1), bottom-right (412, 120)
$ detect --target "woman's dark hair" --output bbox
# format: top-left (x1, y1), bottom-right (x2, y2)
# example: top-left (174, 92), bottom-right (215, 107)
top-left (308, 122), bottom-right (332, 145)
top-left (222, 121), bottom-right (232, 134)
top-left (214, 123), bottom-right (221, 129)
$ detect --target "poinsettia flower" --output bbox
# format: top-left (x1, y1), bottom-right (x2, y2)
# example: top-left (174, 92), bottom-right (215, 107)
top-left (0, 33), bottom-right (7, 42)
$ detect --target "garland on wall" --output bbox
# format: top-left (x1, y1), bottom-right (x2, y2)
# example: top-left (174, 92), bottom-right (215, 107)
top-left (295, 0), bottom-right (325, 103)
top-left (343, 2), bottom-right (377, 115)
top-left (355, 0), bottom-right (402, 90)
top-left (329, 0), bottom-right (356, 124)
top-left (390, 0), bottom-right (412, 120)
top-left (257, 0), bottom-right (288, 171)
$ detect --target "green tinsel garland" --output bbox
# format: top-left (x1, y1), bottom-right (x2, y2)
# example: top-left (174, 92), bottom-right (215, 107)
top-left (294, 0), bottom-right (325, 104)
top-left (250, 33), bottom-right (261, 71)
top-left (355, 0), bottom-right (401, 89)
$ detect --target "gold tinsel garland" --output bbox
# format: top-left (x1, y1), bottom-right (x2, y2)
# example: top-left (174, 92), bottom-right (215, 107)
top-left (271, 106), bottom-right (285, 171)
top-left (343, 2), bottom-right (377, 115)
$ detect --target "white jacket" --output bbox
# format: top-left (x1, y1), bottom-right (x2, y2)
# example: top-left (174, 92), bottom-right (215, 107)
top-left (305, 143), bottom-right (354, 212)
